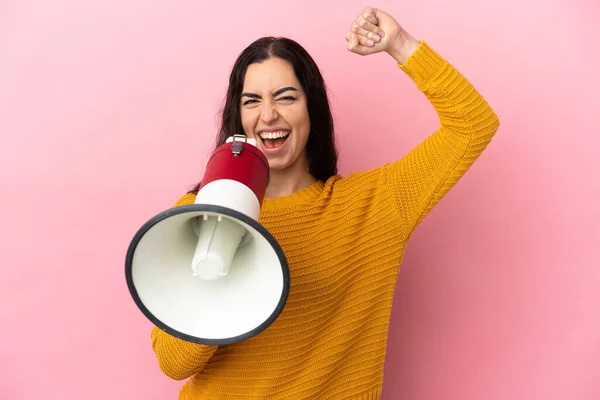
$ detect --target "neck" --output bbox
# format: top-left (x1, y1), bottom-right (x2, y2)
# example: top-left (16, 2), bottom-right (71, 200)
top-left (265, 164), bottom-right (317, 199)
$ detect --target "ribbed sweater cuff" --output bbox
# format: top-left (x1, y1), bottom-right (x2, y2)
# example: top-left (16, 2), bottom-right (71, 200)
top-left (397, 40), bottom-right (449, 88)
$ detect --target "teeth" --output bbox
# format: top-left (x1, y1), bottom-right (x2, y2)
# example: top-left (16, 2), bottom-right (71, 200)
top-left (260, 130), bottom-right (290, 140)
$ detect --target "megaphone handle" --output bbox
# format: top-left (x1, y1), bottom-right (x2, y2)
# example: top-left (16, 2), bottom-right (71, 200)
top-left (230, 134), bottom-right (251, 156)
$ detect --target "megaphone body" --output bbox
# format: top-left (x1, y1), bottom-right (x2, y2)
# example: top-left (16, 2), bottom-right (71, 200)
top-left (125, 135), bottom-right (290, 345)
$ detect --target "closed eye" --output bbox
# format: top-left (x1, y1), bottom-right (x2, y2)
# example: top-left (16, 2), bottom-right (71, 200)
top-left (276, 96), bottom-right (296, 103)
top-left (242, 96), bottom-right (296, 106)
top-left (241, 87), bottom-right (299, 107)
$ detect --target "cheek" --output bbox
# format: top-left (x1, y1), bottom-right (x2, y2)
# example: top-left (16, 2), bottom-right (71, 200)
top-left (240, 111), bottom-right (256, 136)
top-left (284, 106), bottom-right (310, 132)
top-left (294, 109), bottom-right (311, 141)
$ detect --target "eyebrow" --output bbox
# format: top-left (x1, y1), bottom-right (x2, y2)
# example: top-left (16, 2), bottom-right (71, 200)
top-left (241, 86), bottom-right (298, 99)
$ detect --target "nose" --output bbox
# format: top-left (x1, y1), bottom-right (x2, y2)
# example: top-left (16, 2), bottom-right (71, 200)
top-left (260, 102), bottom-right (279, 123)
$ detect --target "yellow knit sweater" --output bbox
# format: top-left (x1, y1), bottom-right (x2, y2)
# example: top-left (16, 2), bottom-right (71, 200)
top-left (151, 41), bottom-right (500, 399)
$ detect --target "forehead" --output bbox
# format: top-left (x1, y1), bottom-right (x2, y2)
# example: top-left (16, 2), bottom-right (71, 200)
top-left (242, 57), bottom-right (301, 91)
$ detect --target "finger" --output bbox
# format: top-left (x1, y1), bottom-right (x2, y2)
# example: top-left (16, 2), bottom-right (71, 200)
top-left (356, 14), bottom-right (384, 37)
top-left (361, 7), bottom-right (379, 26)
top-left (346, 32), bottom-right (364, 53)
top-left (346, 32), bottom-right (358, 49)
top-left (351, 21), bottom-right (381, 42)
top-left (346, 33), bottom-right (375, 55)
top-left (356, 34), bottom-right (376, 47)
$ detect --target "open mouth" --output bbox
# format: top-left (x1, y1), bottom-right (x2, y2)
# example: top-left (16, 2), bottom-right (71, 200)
top-left (259, 130), bottom-right (290, 150)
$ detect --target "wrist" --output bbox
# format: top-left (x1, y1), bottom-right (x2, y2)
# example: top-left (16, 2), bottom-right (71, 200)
top-left (387, 33), bottom-right (420, 64)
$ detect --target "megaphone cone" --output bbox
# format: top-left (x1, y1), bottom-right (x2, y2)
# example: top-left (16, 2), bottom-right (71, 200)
top-left (125, 135), bottom-right (290, 345)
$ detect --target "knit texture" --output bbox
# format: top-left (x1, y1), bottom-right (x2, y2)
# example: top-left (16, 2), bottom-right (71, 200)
top-left (150, 41), bottom-right (500, 399)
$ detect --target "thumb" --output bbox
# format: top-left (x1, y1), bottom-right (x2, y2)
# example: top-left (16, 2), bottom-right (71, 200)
top-left (346, 32), bottom-right (375, 56)
top-left (346, 32), bottom-right (358, 50)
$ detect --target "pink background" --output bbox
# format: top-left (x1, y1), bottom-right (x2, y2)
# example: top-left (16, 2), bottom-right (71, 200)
top-left (1, 0), bottom-right (599, 399)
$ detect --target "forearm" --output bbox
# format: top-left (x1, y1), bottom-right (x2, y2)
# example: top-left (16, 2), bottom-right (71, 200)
top-left (397, 40), bottom-right (500, 135)
top-left (151, 326), bottom-right (218, 380)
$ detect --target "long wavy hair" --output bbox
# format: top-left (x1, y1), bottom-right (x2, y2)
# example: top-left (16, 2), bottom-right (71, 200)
top-left (188, 36), bottom-right (338, 194)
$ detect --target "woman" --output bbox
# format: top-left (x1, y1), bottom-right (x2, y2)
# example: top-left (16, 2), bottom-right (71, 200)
top-left (151, 6), bottom-right (500, 399)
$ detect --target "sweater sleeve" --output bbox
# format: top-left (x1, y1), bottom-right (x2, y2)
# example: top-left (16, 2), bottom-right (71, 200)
top-left (387, 41), bottom-right (500, 234)
top-left (150, 192), bottom-right (219, 381)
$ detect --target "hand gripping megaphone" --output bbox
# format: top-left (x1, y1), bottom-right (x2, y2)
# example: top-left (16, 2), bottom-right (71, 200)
top-left (125, 135), bottom-right (290, 345)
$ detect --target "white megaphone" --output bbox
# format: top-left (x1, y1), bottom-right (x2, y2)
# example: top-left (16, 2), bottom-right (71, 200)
top-left (125, 135), bottom-right (289, 345)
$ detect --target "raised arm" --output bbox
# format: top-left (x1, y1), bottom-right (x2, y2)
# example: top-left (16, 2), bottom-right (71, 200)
top-left (347, 7), bottom-right (500, 233)
top-left (150, 193), bottom-right (219, 380)
top-left (388, 41), bottom-right (499, 233)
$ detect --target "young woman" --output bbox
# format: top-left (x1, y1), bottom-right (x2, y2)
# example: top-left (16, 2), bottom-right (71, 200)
top-left (151, 6), bottom-right (500, 399)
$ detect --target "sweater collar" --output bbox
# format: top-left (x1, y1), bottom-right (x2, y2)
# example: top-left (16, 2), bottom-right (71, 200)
top-left (260, 180), bottom-right (326, 212)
